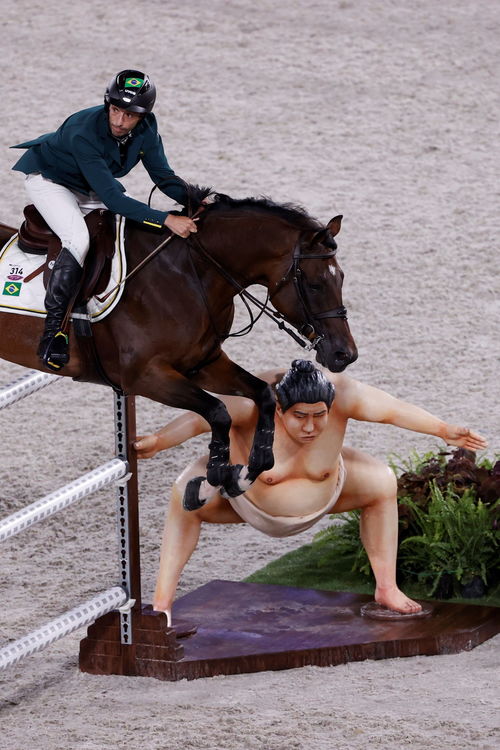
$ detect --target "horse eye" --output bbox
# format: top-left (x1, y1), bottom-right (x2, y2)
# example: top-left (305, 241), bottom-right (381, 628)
top-left (308, 283), bottom-right (321, 293)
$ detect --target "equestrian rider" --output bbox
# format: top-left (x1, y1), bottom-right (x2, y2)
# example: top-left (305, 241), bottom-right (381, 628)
top-left (11, 69), bottom-right (198, 372)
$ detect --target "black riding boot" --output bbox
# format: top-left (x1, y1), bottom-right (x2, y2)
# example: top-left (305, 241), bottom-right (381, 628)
top-left (38, 248), bottom-right (83, 371)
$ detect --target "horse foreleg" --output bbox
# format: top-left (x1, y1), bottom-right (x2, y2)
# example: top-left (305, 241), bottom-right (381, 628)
top-left (247, 379), bottom-right (276, 477)
top-left (191, 354), bottom-right (276, 497)
top-left (123, 365), bottom-right (234, 508)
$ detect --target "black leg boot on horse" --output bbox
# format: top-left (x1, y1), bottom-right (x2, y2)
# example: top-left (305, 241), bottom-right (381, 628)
top-left (37, 248), bottom-right (83, 372)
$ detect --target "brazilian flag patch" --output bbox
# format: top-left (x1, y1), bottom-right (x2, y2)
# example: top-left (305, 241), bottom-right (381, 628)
top-left (124, 77), bottom-right (144, 89)
top-left (2, 281), bottom-right (22, 296)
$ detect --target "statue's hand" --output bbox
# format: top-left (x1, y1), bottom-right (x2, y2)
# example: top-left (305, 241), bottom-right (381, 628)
top-left (442, 424), bottom-right (488, 451)
top-left (134, 434), bottom-right (161, 459)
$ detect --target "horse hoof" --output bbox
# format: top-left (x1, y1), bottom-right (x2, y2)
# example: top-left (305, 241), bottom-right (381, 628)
top-left (183, 476), bottom-right (220, 511)
top-left (44, 357), bottom-right (64, 372)
top-left (219, 465), bottom-right (254, 498)
top-left (183, 476), bottom-right (207, 511)
top-left (249, 444), bottom-right (275, 473)
top-left (236, 465), bottom-right (252, 492)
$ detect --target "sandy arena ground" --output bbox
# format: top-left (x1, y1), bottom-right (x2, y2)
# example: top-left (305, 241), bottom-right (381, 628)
top-left (0, 1), bottom-right (499, 748)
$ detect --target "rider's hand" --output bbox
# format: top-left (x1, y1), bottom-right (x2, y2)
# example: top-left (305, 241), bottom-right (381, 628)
top-left (164, 214), bottom-right (198, 238)
top-left (134, 434), bottom-right (161, 459)
top-left (442, 424), bottom-right (488, 451)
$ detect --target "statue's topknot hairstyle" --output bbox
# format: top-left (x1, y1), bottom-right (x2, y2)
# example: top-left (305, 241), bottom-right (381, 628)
top-left (275, 360), bottom-right (335, 412)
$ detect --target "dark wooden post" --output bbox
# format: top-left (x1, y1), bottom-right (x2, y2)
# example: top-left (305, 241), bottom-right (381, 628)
top-left (115, 392), bottom-right (141, 670)
top-left (79, 392), bottom-right (182, 677)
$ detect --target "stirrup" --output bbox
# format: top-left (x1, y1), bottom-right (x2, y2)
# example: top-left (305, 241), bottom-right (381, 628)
top-left (41, 330), bottom-right (69, 372)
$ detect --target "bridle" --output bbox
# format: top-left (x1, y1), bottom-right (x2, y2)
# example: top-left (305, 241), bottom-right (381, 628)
top-left (268, 240), bottom-right (348, 349)
top-left (187, 231), bottom-right (348, 352)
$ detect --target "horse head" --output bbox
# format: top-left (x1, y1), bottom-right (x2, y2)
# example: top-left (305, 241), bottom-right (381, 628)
top-left (268, 215), bottom-right (358, 372)
top-left (180, 189), bottom-right (357, 373)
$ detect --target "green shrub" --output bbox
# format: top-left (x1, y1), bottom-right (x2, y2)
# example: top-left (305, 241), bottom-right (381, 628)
top-left (398, 482), bottom-right (500, 596)
top-left (312, 448), bottom-right (500, 599)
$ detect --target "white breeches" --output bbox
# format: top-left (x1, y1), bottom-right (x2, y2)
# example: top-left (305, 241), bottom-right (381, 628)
top-left (25, 173), bottom-right (107, 266)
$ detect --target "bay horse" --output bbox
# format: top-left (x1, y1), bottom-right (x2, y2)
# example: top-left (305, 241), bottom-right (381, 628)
top-left (0, 186), bottom-right (357, 505)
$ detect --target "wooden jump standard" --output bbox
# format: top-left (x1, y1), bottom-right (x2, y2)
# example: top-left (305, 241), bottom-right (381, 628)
top-left (0, 369), bottom-right (130, 669)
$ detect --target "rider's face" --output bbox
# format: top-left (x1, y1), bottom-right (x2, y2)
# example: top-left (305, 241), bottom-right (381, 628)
top-left (108, 104), bottom-right (143, 138)
top-left (277, 402), bottom-right (329, 444)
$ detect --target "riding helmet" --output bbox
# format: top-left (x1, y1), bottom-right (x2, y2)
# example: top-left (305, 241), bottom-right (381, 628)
top-left (105, 70), bottom-right (156, 113)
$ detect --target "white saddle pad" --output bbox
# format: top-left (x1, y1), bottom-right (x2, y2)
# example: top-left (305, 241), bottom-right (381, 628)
top-left (0, 215), bottom-right (126, 322)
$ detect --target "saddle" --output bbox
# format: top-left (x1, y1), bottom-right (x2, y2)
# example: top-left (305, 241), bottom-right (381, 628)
top-left (18, 204), bottom-right (116, 303)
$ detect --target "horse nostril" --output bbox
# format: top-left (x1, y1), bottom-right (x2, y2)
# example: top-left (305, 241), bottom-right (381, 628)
top-left (336, 350), bottom-right (358, 365)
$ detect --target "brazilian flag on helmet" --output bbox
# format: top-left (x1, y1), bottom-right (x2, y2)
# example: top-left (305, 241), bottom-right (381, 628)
top-left (124, 77), bottom-right (144, 89)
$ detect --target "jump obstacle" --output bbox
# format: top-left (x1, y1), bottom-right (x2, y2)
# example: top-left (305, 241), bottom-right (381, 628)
top-left (0, 369), bottom-right (135, 670)
top-left (1, 369), bottom-right (499, 681)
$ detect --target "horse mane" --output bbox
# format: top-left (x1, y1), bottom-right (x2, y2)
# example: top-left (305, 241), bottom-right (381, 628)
top-left (184, 183), bottom-right (322, 232)
top-left (184, 183), bottom-right (213, 208)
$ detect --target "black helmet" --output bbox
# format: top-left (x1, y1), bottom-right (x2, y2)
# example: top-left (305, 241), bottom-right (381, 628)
top-left (105, 70), bottom-right (156, 114)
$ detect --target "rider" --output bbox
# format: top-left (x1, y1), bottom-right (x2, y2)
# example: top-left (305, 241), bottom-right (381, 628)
top-left (11, 69), bottom-right (198, 372)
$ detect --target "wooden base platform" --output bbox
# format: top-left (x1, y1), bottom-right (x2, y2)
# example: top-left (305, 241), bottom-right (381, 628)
top-left (79, 580), bottom-right (500, 681)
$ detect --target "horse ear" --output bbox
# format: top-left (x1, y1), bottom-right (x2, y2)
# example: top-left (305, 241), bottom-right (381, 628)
top-left (326, 215), bottom-right (343, 237)
top-left (311, 228), bottom-right (328, 245)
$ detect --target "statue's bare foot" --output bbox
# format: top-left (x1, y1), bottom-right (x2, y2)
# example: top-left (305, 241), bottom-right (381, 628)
top-left (153, 607), bottom-right (172, 627)
top-left (375, 585), bottom-right (422, 614)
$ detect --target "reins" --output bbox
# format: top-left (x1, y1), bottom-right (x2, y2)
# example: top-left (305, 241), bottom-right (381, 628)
top-left (94, 201), bottom-right (347, 353)
top-left (186, 241), bottom-right (269, 342)
top-left (94, 205), bottom-right (205, 304)
top-left (186, 232), bottom-right (339, 351)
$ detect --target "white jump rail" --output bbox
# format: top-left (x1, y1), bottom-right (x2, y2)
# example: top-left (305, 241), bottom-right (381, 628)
top-left (0, 457), bottom-right (128, 542)
top-left (0, 369), bottom-right (133, 670)
top-left (0, 587), bottom-right (128, 670)
top-left (0, 369), bottom-right (60, 410)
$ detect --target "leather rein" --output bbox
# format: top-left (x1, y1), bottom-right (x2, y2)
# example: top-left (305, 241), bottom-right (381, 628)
top-left (186, 231), bottom-right (347, 352)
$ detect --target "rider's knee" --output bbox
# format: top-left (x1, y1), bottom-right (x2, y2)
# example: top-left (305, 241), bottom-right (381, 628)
top-left (172, 456), bottom-right (209, 506)
top-left (171, 480), bottom-right (202, 519)
top-left (61, 225), bottom-right (90, 266)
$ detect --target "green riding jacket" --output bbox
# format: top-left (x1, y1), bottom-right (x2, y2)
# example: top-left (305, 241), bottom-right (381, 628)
top-left (11, 105), bottom-right (188, 229)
